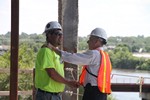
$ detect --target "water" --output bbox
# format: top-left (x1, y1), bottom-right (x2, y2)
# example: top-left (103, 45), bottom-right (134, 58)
top-left (112, 92), bottom-right (140, 100)
top-left (111, 69), bottom-right (150, 100)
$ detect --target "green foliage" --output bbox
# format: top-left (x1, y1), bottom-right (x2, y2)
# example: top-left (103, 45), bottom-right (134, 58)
top-left (78, 87), bottom-right (84, 100)
top-left (0, 74), bottom-right (9, 90)
top-left (145, 46), bottom-right (150, 52)
top-left (0, 51), bottom-right (10, 68)
top-left (5, 32), bottom-right (11, 38)
top-left (19, 43), bottom-right (36, 69)
top-left (0, 42), bottom-right (37, 99)
top-left (78, 36), bottom-right (88, 50)
top-left (0, 43), bottom-right (36, 69)
top-left (1, 33), bottom-right (150, 52)
top-left (109, 45), bottom-right (143, 69)
top-left (20, 32), bottom-right (29, 39)
top-left (110, 45), bottom-right (150, 70)
top-left (137, 59), bottom-right (150, 70)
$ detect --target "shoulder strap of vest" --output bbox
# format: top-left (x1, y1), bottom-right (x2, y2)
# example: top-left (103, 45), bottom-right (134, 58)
top-left (85, 67), bottom-right (97, 78)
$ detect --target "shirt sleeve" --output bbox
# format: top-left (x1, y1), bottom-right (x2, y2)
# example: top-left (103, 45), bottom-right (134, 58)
top-left (61, 50), bottom-right (100, 65)
top-left (37, 48), bottom-right (55, 69)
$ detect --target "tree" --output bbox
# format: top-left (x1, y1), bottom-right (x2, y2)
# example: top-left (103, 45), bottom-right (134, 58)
top-left (78, 36), bottom-right (88, 50)
top-left (18, 43), bottom-right (36, 69)
top-left (109, 45), bottom-right (139, 69)
top-left (0, 43), bottom-right (36, 99)
top-left (20, 32), bottom-right (29, 39)
top-left (138, 59), bottom-right (150, 70)
top-left (5, 31), bottom-right (11, 38)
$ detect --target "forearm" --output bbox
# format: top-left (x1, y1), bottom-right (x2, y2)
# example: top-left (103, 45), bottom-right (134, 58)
top-left (61, 51), bottom-right (94, 65)
top-left (45, 68), bottom-right (80, 88)
top-left (54, 47), bottom-right (61, 56)
top-left (45, 68), bottom-right (68, 85)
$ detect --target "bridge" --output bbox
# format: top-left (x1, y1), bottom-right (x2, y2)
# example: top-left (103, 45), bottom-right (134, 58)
top-left (111, 73), bottom-right (150, 100)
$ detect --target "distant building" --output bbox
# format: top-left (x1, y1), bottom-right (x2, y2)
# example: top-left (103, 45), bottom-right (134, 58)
top-left (138, 48), bottom-right (143, 53)
top-left (0, 45), bottom-right (10, 55)
top-left (107, 45), bottom-right (116, 50)
top-left (133, 53), bottom-right (150, 58)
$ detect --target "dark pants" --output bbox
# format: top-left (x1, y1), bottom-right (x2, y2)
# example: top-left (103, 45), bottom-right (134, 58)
top-left (82, 83), bottom-right (107, 100)
top-left (35, 89), bottom-right (62, 100)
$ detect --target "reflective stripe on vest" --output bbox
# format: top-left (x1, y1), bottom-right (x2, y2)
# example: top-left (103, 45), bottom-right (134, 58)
top-left (79, 66), bottom-right (86, 85)
top-left (79, 50), bottom-right (112, 93)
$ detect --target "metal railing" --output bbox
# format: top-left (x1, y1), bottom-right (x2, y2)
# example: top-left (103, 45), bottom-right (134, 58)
top-left (0, 68), bottom-right (150, 98)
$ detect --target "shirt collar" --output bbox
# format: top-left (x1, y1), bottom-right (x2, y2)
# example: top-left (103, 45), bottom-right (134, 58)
top-left (96, 47), bottom-right (104, 51)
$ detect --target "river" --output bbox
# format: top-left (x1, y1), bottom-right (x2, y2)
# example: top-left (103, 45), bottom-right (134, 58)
top-left (111, 69), bottom-right (150, 100)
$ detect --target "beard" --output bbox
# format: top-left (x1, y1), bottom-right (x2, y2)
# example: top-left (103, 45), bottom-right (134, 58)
top-left (57, 41), bottom-right (62, 46)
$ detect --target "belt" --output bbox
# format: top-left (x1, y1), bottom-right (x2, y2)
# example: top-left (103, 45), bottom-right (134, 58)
top-left (38, 88), bottom-right (60, 95)
top-left (84, 83), bottom-right (98, 88)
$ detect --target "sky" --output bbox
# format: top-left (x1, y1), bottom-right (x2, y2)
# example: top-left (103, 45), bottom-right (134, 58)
top-left (0, 0), bottom-right (150, 37)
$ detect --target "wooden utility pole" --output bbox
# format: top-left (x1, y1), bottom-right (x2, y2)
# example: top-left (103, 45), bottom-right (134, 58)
top-left (10, 0), bottom-right (19, 100)
top-left (58, 0), bottom-right (79, 100)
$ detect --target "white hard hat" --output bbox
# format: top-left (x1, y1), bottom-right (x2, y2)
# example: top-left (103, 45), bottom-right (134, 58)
top-left (90, 28), bottom-right (107, 41)
top-left (44, 21), bottom-right (62, 33)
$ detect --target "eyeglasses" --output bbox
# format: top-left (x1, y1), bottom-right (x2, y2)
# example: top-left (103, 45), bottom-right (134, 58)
top-left (54, 32), bottom-right (63, 36)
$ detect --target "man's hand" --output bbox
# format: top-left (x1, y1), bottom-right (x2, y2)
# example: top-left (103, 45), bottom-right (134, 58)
top-left (66, 80), bottom-right (80, 88)
top-left (47, 43), bottom-right (61, 56)
top-left (47, 43), bottom-right (54, 50)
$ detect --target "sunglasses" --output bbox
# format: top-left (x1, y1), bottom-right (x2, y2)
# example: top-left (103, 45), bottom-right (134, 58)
top-left (54, 32), bottom-right (63, 36)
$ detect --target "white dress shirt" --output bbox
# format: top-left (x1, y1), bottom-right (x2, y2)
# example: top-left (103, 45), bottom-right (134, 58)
top-left (61, 47), bottom-right (103, 86)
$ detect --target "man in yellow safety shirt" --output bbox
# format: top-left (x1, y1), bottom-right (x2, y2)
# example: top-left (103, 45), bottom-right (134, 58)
top-left (34, 21), bottom-right (79, 100)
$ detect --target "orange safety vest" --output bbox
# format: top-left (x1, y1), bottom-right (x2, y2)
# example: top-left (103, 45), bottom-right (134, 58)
top-left (79, 50), bottom-right (112, 94)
